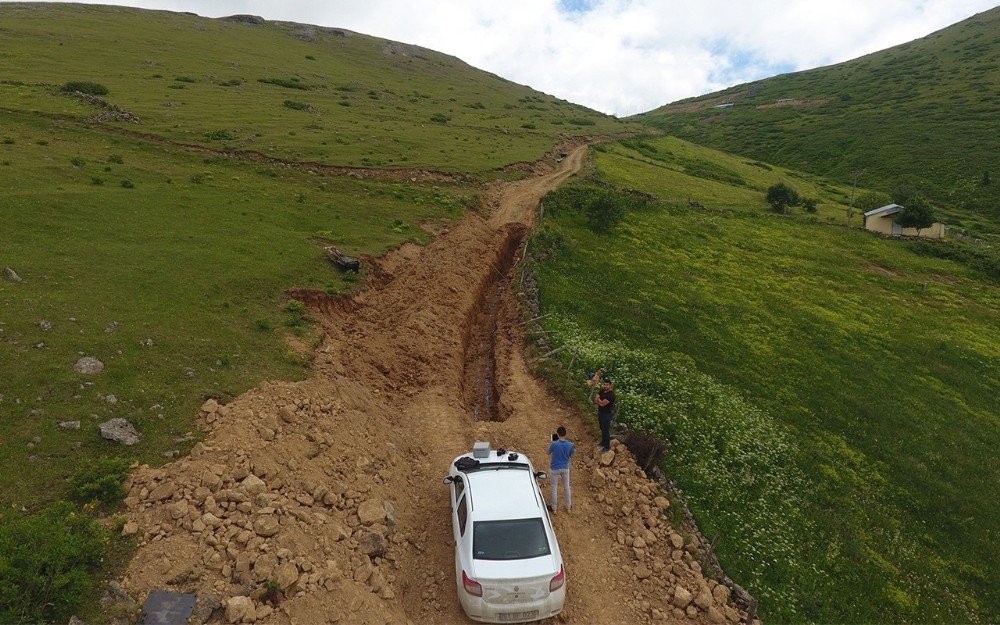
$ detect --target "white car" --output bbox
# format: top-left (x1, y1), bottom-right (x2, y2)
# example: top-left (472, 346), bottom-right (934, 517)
top-left (444, 443), bottom-right (566, 623)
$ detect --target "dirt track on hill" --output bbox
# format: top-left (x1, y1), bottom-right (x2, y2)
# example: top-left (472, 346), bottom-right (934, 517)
top-left (119, 145), bottom-right (751, 625)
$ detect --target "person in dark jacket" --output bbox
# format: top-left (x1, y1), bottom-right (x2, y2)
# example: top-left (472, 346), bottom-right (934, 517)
top-left (592, 377), bottom-right (615, 452)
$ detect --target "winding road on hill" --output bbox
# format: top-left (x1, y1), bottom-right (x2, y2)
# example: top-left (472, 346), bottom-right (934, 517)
top-left (119, 144), bottom-right (748, 625)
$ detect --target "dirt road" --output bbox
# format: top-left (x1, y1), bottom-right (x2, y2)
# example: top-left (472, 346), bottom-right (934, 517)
top-left (119, 145), bottom-right (746, 625)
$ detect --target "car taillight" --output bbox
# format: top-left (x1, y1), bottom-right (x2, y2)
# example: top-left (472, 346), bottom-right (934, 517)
top-left (462, 570), bottom-right (483, 597)
top-left (549, 565), bottom-right (565, 592)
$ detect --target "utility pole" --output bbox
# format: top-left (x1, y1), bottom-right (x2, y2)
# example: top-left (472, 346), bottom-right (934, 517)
top-left (848, 168), bottom-right (862, 227)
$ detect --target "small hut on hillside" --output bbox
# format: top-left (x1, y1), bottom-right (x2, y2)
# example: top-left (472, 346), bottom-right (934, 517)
top-left (863, 204), bottom-right (947, 239)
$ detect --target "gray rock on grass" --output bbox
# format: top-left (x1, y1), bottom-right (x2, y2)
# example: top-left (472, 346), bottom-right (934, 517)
top-left (99, 418), bottom-right (141, 445)
top-left (73, 357), bottom-right (105, 375)
top-left (3, 267), bottom-right (22, 282)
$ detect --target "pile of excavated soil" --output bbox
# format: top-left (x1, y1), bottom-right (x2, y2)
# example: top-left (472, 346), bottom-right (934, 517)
top-left (119, 145), bottom-right (760, 625)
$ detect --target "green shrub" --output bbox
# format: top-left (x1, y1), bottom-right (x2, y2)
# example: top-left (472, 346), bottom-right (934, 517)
top-left (766, 182), bottom-right (800, 213)
top-left (120, 179), bottom-right (134, 189)
top-left (0, 502), bottom-right (108, 624)
top-left (107, 154), bottom-right (124, 164)
top-left (262, 578), bottom-right (283, 603)
top-left (568, 118), bottom-right (596, 126)
top-left (174, 76), bottom-right (196, 83)
top-left (90, 176), bottom-right (104, 185)
top-left (167, 84), bottom-right (185, 90)
top-left (61, 81), bottom-right (108, 96)
top-left (429, 113), bottom-right (450, 124)
top-left (67, 456), bottom-right (132, 507)
top-left (257, 77), bottom-right (310, 90)
top-left (3, 137), bottom-right (15, 145)
top-left (801, 198), bottom-right (819, 213)
top-left (203, 129), bottom-right (235, 141)
top-left (215, 79), bottom-right (243, 87)
top-left (283, 100), bottom-right (312, 111)
top-left (283, 300), bottom-right (308, 328)
top-left (530, 226), bottom-right (566, 260)
top-left (255, 318), bottom-right (272, 331)
top-left (541, 184), bottom-right (642, 233)
top-left (521, 123), bottom-right (536, 129)
top-left (70, 157), bottom-right (85, 167)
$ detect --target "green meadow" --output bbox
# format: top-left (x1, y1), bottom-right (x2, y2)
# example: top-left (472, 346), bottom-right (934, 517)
top-left (530, 137), bottom-right (999, 623)
top-left (0, 109), bottom-right (475, 511)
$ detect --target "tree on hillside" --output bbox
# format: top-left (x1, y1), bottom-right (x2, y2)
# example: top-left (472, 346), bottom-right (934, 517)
top-left (765, 182), bottom-right (800, 214)
top-left (896, 196), bottom-right (936, 235)
top-left (856, 190), bottom-right (893, 212)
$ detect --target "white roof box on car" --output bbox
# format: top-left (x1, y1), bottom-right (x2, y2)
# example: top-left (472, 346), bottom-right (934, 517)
top-left (472, 441), bottom-right (490, 459)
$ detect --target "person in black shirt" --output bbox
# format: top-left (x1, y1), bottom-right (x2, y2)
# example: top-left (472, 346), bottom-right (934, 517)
top-left (592, 377), bottom-right (615, 452)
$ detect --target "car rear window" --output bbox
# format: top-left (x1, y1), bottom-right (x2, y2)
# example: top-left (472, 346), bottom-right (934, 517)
top-left (473, 518), bottom-right (550, 560)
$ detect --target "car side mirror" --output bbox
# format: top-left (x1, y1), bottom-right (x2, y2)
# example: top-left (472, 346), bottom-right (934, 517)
top-left (534, 471), bottom-right (547, 480)
top-left (443, 476), bottom-right (454, 484)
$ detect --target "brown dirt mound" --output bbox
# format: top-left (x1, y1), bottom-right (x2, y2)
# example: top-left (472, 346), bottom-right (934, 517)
top-left (119, 145), bottom-right (755, 625)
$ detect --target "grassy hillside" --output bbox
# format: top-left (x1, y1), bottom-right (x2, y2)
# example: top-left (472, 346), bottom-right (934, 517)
top-left (0, 3), bottom-right (631, 174)
top-left (0, 107), bottom-right (475, 506)
top-left (633, 7), bottom-right (1000, 235)
top-left (528, 137), bottom-right (999, 623)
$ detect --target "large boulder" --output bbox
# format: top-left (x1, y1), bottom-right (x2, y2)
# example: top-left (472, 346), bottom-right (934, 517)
top-left (99, 418), bottom-right (140, 445)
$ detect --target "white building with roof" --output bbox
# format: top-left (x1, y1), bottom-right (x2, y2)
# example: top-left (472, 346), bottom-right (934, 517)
top-left (863, 204), bottom-right (947, 239)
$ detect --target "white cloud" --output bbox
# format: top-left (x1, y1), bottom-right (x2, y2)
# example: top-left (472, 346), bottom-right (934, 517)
top-left (9, 0), bottom-right (997, 115)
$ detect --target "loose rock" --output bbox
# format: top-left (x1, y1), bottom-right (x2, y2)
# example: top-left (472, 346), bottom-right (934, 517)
top-left (673, 585), bottom-right (693, 609)
top-left (253, 514), bottom-right (280, 537)
top-left (99, 418), bottom-right (140, 445)
top-left (224, 596), bottom-right (253, 624)
top-left (3, 267), bottom-right (22, 282)
top-left (74, 357), bottom-right (105, 375)
top-left (357, 499), bottom-right (387, 525)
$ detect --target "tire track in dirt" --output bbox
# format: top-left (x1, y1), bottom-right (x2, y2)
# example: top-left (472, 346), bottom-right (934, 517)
top-left (118, 143), bottom-right (751, 625)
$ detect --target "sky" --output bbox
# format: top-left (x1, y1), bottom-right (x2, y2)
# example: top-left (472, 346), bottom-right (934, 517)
top-left (12, 0), bottom-right (999, 115)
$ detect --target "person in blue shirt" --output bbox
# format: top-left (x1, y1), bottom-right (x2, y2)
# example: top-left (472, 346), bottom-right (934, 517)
top-left (546, 426), bottom-right (575, 514)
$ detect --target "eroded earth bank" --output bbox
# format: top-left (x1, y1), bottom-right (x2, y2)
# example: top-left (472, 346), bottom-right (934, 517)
top-left (119, 146), bottom-right (753, 625)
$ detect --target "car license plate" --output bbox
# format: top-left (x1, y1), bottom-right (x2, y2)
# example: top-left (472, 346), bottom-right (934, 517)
top-left (498, 611), bottom-right (538, 622)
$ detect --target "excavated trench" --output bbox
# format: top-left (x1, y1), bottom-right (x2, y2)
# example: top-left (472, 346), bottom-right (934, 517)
top-left (460, 225), bottom-right (526, 422)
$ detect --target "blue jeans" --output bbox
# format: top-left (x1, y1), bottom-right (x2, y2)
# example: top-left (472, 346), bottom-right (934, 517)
top-left (598, 413), bottom-right (612, 450)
